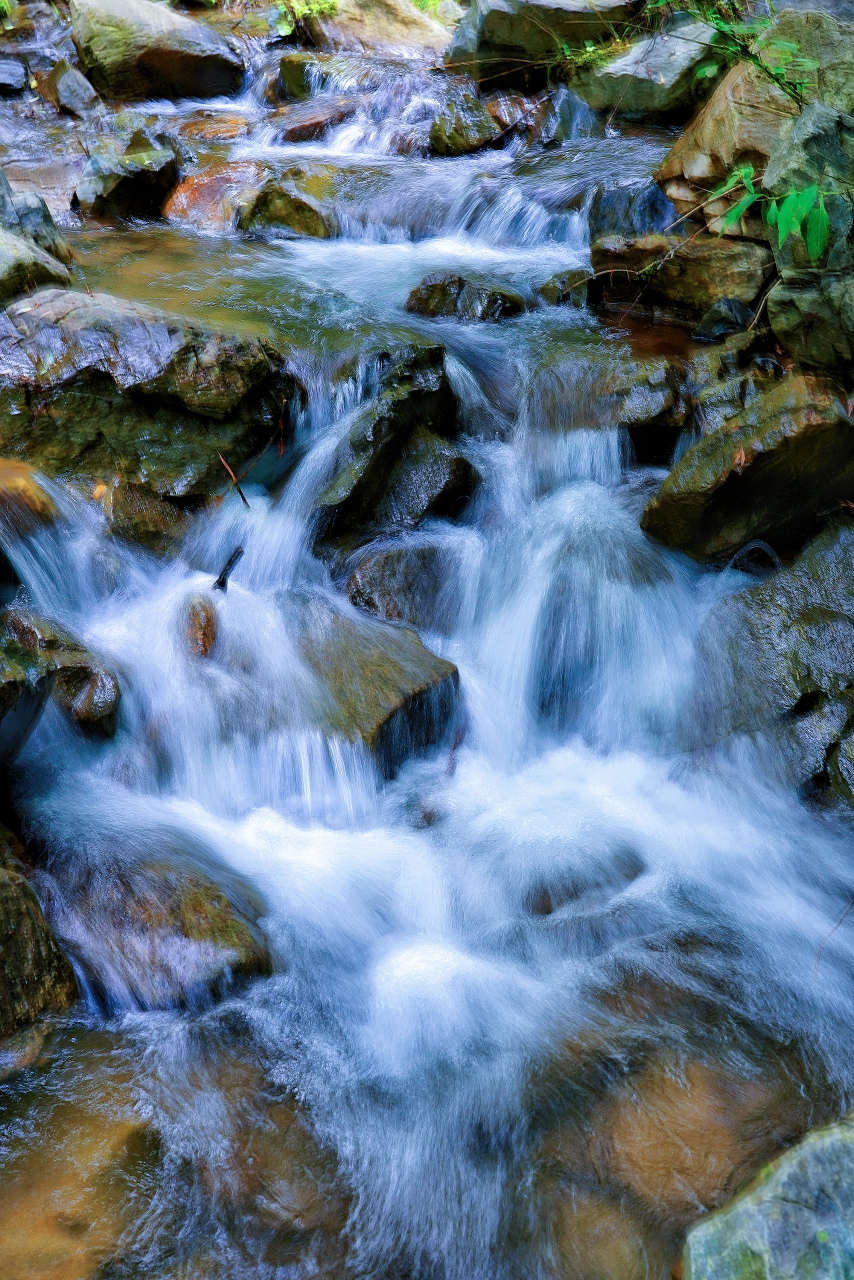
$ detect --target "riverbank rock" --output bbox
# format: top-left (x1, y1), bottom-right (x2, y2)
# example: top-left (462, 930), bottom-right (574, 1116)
top-left (684, 1117), bottom-right (854, 1280)
top-left (446, 0), bottom-right (636, 91)
top-left (7, 189), bottom-right (74, 265)
top-left (405, 271), bottom-right (525, 319)
top-left (0, 852), bottom-right (78, 1041)
top-left (37, 57), bottom-right (100, 115)
top-left (569, 15), bottom-right (726, 119)
top-left (315, 344), bottom-right (475, 549)
top-left (640, 373), bottom-right (852, 562)
top-left (70, 0), bottom-right (244, 100)
top-left (73, 131), bottom-right (180, 219)
top-left (0, 227), bottom-right (70, 305)
top-left (699, 519), bottom-right (854, 801)
top-left (589, 234), bottom-right (774, 323)
top-left (0, 288), bottom-right (289, 511)
top-left (301, 599), bottom-right (459, 778)
top-left (430, 92), bottom-right (501, 155)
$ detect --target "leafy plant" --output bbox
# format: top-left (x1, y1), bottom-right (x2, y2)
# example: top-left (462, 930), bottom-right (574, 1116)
top-left (270, 0), bottom-right (336, 38)
top-left (0, 0), bottom-right (11, 21)
top-left (709, 164), bottom-right (831, 263)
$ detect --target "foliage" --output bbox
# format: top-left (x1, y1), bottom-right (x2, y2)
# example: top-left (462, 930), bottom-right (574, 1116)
top-left (412, 0), bottom-right (444, 16)
top-left (270, 0), bottom-right (337, 38)
top-left (0, 0), bottom-right (11, 21)
top-left (710, 164), bottom-right (831, 263)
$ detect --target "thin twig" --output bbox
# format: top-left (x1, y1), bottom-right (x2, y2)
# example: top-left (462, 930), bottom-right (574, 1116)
top-left (218, 452), bottom-right (251, 508)
top-left (814, 892), bottom-right (854, 975)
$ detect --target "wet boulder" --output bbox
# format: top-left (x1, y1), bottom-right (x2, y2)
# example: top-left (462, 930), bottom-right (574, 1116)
top-left (0, 855), bottom-right (78, 1042)
top-left (405, 271), bottom-right (524, 319)
top-left (301, 599), bottom-right (459, 778)
top-left (0, 227), bottom-right (71, 305)
top-left (0, 57), bottom-right (27, 95)
top-left (640, 373), bottom-right (854, 562)
top-left (531, 83), bottom-right (601, 143)
top-left (692, 298), bottom-right (754, 343)
top-left (684, 1117), bottom-right (854, 1280)
top-left (164, 159), bottom-right (267, 233)
top-left (303, 0), bottom-right (450, 54)
top-left (37, 57), bottom-right (100, 116)
top-left (445, 0), bottom-right (636, 91)
top-left (569, 14), bottom-right (726, 119)
top-left (429, 92), bottom-right (501, 155)
top-left (73, 129), bottom-right (180, 219)
top-left (588, 178), bottom-right (677, 245)
top-left (0, 288), bottom-right (289, 511)
top-left (534, 267), bottom-right (589, 307)
top-left (589, 233), bottom-right (774, 324)
top-left (9, 190), bottom-right (74, 265)
top-left (347, 541), bottom-right (452, 632)
top-left (236, 173), bottom-right (336, 238)
top-left (0, 458), bottom-right (58, 536)
top-left (314, 344), bottom-right (469, 548)
top-left (274, 93), bottom-right (361, 143)
top-left (70, 0), bottom-right (245, 100)
top-left (276, 50), bottom-right (320, 100)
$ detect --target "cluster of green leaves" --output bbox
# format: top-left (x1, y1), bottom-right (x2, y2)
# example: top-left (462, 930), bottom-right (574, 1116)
top-left (270, 0), bottom-right (337, 37)
top-left (0, 0), bottom-right (11, 20)
top-left (711, 163), bottom-right (830, 263)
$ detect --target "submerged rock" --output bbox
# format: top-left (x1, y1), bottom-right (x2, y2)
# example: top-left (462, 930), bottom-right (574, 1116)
top-left (684, 1117), bottom-right (854, 1280)
top-left (429, 92), bottom-right (501, 155)
top-left (405, 271), bottom-right (524, 320)
top-left (640, 373), bottom-right (852, 562)
top-left (0, 839), bottom-right (78, 1041)
top-left (0, 288), bottom-right (288, 509)
top-left (446, 0), bottom-right (636, 91)
top-left (73, 130), bottom-right (180, 219)
top-left (302, 600), bottom-right (459, 778)
top-left (534, 268), bottom-right (590, 307)
top-left (589, 234), bottom-right (774, 323)
top-left (37, 57), bottom-right (100, 116)
top-left (70, 0), bottom-right (244, 100)
top-left (570, 14), bottom-right (726, 119)
top-left (0, 227), bottom-right (70, 305)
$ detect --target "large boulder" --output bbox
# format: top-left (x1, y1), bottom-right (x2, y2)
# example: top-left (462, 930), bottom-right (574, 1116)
top-left (0, 289), bottom-right (289, 510)
top-left (236, 173), bottom-right (336, 238)
top-left (446, 0), bottom-right (636, 90)
top-left (698, 520), bottom-right (854, 801)
top-left (70, 0), bottom-right (244, 100)
top-left (429, 92), bottom-right (502, 155)
top-left (569, 14), bottom-right (727, 119)
top-left (73, 130), bottom-right (181, 219)
top-left (684, 1117), bottom-right (854, 1280)
top-left (347, 541), bottom-right (454, 632)
top-left (640, 373), bottom-right (854, 562)
top-left (0, 832), bottom-right (78, 1042)
top-left (304, 0), bottom-right (451, 53)
top-left (0, 228), bottom-right (70, 306)
top-left (589, 233), bottom-right (774, 323)
top-left (301, 598), bottom-right (460, 778)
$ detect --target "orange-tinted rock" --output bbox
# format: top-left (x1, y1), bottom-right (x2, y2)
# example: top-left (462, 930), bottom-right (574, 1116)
top-left (185, 592), bottom-right (217, 657)
top-left (274, 95), bottom-right (361, 143)
top-left (163, 160), bottom-right (266, 232)
top-left (178, 114), bottom-right (251, 142)
top-left (550, 1189), bottom-right (670, 1280)
top-left (0, 459), bottom-right (57, 535)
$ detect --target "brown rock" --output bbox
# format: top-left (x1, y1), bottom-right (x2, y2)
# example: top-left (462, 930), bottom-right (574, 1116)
top-left (274, 94), bottom-right (361, 143)
top-left (549, 1189), bottom-right (670, 1280)
top-left (640, 373), bottom-right (853, 561)
top-left (0, 458), bottom-right (57, 534)
top-left (163, 160), bottom-right (266, 232)
top-left (589, 234), bottom-right (774, 323)
top-left (0, 859), bottom-right (78, 1041)
top-left (185, 592), bottom-right (218, 657)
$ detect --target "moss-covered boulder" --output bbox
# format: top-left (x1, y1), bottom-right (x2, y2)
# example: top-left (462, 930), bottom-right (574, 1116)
top-left (0, 228), bottom-right (70, 306)
top-left (236, 174), bottom-right (337, 238)
top-left (445, 0), bottom-right (636, 91)
top-left (589, 234), bottom-right (774, 324)
top-left (684, 1117), bottom-right (854, 1280)
top-left (73, 130), bottom-right (181, 219)
top-left (301, 598), bottom-right (459, 778)
top-left (429, 93), bottom-right (501, 156)
top-left (641, 374), bottom-right (853, 562)
top-left (0, 288), bottom-right (289, 512)
top-left (569, 14), bottom-right (726, 119)
top-left (534, 268), bottom-right (590, 307)
top-left (70, 0), bottom-right (244, 100)
top-left (0, 831), bottom-right (78, 1041)
top-left (276, 50), bottom-right (323, 100)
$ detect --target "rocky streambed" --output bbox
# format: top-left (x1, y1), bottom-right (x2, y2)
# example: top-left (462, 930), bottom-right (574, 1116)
top-left (1, 0), bottom-right (854, 1277)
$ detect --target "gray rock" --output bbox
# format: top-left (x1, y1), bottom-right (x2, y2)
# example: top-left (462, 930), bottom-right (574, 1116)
top-left (347, 542), bottom-right (452, 631)
top-left (37, 58), bottom-right (100, 116)
top-left (693, 298), bottom-right (754, 343)
top-left (684, 1118), bottom-right (854, 1280)
top-left (588, 178), bottom-right (678, 243)
top-left (11, 192), bottom-right (73, 265)
top-left (446, 0), bottom-right (636, 91)
top-left (0, 228), bottom-right (71, 306)
top-left (0, 58), bottom-right (27, 96)
top-left (70, 0), bottom-right (244, 101)
top-left (533, 84), bottom-right (600, 143)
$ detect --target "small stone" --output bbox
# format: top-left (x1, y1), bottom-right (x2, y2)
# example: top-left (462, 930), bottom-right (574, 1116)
top-left (185, 592), bottom-right (218, 657)
top-left (693, 298), bottom-right (755, 343)
top-left (37, 58), bottom-right (100, 116)
top-left (0, 58), bottom-right (27, 96)
top-left (11, 191), bottom-right (74, 265)
top-left (404, 271), bottom-right (524, 320)
top-left (404, 271), bottom-right (465, 316)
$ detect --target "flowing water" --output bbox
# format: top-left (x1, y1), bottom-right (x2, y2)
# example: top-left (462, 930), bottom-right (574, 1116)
top-left (3, 35), bottom-right (854, 1280)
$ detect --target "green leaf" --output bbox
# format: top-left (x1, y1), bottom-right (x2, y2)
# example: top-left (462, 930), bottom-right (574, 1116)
top-left (804, 195), bottom-right (830, 262)
top-left (720, 190), bottom-right (760, 231)
top-left (710, 163), bottom-right (754, 200)
top-left (765, 199), bottom-right (779, 227)
top-left (777, 188), bottom-right (815, 246)
top-left (694, 60), bottom-right (721, 79)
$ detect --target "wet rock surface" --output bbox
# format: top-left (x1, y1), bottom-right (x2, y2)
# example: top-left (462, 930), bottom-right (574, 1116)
top-left (405, 270), bottom-right (525, 319)
top-left (0, 226), bottom-right (71, 304)
top-left (73, 130), bottom-right (181, 219)
top-left (37, 56), bottom-right (100, 116)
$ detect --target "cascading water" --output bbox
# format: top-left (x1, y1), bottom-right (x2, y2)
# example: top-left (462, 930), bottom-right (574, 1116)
top-left (2, 30), bottom-right (854, 1280)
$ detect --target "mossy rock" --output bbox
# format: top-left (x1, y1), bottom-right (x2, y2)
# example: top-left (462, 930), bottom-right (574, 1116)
top-left (0, 228), bottom-right (70, 306)
top-left (429, 93), bottom-right (501, 156)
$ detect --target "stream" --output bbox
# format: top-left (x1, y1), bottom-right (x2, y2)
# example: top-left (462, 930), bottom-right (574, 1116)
top-left (2, 30), bottom-right (854, 1280)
